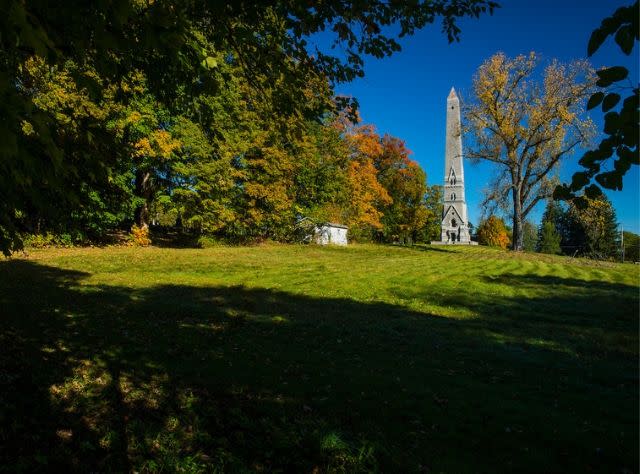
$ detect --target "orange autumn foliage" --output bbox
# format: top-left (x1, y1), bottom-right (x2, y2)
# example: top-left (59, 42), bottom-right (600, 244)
top-left (477, 216), bottom-right (510, 249)
top-left (346, 159), bottom-right (392, 231)
top-left (347, 124), bottom-right (384, 159)
top-left (334, 119), bottom-right (393, 234)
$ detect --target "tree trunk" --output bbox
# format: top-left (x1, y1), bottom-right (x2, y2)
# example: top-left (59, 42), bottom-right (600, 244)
top-left (134, 169), bottom-right (152, 229)
top-left (512, 187), bottom-right (523, 251)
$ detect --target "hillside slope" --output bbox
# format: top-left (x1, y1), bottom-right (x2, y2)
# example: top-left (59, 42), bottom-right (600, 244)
top-left (1, 244), bottom-right (638, 472)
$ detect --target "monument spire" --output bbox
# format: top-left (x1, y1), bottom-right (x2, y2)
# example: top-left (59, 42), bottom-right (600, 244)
top-left (441, 87), bottom-right (471, 243)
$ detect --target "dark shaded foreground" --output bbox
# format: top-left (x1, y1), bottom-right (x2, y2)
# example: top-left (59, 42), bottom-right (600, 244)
top-left (0, 261), bottom-right (637, 473)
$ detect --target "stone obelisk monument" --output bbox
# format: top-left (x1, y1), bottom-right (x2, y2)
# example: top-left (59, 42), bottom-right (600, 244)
top-left (440, 87), bottom-right (471, 243)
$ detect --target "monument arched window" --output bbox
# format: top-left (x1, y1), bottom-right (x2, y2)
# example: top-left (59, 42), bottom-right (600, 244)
top-left (451, 218), bottom-right (457, 228)
top-left (451, 193), bottom-right (456, 200)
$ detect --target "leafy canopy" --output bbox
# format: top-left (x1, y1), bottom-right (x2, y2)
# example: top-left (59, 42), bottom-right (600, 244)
top-left (0, 0), bottom-right (499, 254)
top-left (465, 51), bottom-right (595, 251)
top-left (555, 1), bottom-right (639, 205)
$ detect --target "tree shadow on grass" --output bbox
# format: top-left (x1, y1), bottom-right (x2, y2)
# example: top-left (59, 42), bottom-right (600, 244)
top-left (148, 228), bottom-right (202, 248)
top-left (398, 244), bottom-right (458, 254)
top-left (484, 273), bottom-right (637, 294)
top-left (0, 261), bottom-right (637, 473)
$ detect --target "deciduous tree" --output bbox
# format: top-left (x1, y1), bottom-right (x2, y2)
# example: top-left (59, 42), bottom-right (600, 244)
top-left (465, 52), bottom-right (595, 251)
top-left (294, 121), bottom-right (350, 225)
top-left (107, 73), bottom-right (182, 230)
top-left (376, 136), bottom-right (427, 243)
top-left (422, 185), bottom-right (444, 242)
top-left (345, 159), bottom-right (392, 239)
top-left (0, 0), bottom-right (498, 254)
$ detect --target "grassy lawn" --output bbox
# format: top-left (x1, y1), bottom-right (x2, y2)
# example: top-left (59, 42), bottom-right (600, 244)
top-left (0, 244), bottom-right (638, 473)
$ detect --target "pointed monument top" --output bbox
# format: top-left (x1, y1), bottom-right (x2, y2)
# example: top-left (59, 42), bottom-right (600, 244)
top-left (448, 87), bottom-right (458, 99)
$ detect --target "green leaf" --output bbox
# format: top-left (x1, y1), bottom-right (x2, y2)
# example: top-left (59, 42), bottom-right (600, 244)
top-left (578, 150), bottom-right (598, 167)
top-left (573, 196), bottom-right (589, 210)
top-left (602, 93), bottom-right (621, 112)
top-left (578, 143), bottom-right (613, 167)
top-left (614, 155), bottom-right (632, 174)
top-left (200, 56), bottom-right (217, 70)
top-left (614, 24), bottom-right (635, 55)
top-left (570, 171), bottom-right (590, 190)
top-left (587, 92), bottom-right (604, 110)
top-left (552, 184), bottom-right (572, 201)
top-left (595, 66), bottom-right (629, 87)
top-left (595, 170), bottom-right (623, 190)
top-left (619, 92), bottom-right (639, 122)
top-left (616, 145), bottom-right (638, 165)
top-left (603, 111), bottom-right (620, 135)
top-left (584, 184), bottom-right (603, 199)
top-left (587, 28), bottom-right (607, 56)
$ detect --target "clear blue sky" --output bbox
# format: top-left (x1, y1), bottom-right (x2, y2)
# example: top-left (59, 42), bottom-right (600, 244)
top-left (312, 0), bottom-right (639, 232)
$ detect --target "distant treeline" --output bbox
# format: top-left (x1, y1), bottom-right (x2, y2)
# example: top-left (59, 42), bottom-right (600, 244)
top-left (474, 197), bottom-right (635, 261)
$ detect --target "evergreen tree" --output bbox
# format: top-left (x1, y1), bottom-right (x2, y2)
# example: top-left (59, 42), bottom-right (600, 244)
top-left (540, 195), bottom-right (620, 259)
top-left (567, 195), bottom-right (620, 259)
top-left (623, 231), bottom-right (640, 262)
top-left (539, 200), bottom-right (572, 254)
top-left (522, 220), bottom-right (538, 252)
top-left (538, 221), bottom-right (562, 254)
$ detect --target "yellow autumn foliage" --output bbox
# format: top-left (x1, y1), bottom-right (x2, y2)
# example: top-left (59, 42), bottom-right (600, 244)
top-left (133, 130), bottom-right (181, 160)
top-left (22, 56), bottom-right (107, 136)
top-left (466, 51), bottom-right (595, 250)
top-left (478, 216), bottom-right (510, 249)
top-left (130, 224), bottom-right (151, 246)
top-left (346, 159), bottom-right (392, 231)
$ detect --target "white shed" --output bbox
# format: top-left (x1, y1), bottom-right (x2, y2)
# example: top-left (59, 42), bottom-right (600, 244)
top-left (314, 223), bottom-right (348, 246)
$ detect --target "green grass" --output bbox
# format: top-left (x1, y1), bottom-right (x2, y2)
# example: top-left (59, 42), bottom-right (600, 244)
top-left (1, 244), bottom-right (638, 473)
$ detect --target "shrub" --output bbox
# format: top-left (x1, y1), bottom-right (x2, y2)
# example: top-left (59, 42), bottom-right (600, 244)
top-left (196, 235), bottom-right (222, 248)
top-left (130, 225), bottom-right (151, 246)
top-left (477, 216), bottom-right (510, 249)
top-left (24, 232), bottom-right (78, 249)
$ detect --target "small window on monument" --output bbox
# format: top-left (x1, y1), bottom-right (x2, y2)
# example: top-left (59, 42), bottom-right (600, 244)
top-left (451, 193), bottom-right (456, 200)
top-left (451, 219), bottom-right (457, 228)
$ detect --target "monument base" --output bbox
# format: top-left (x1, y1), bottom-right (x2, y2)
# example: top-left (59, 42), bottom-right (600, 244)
top-left (430, 241), bottom-right (478, 246)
